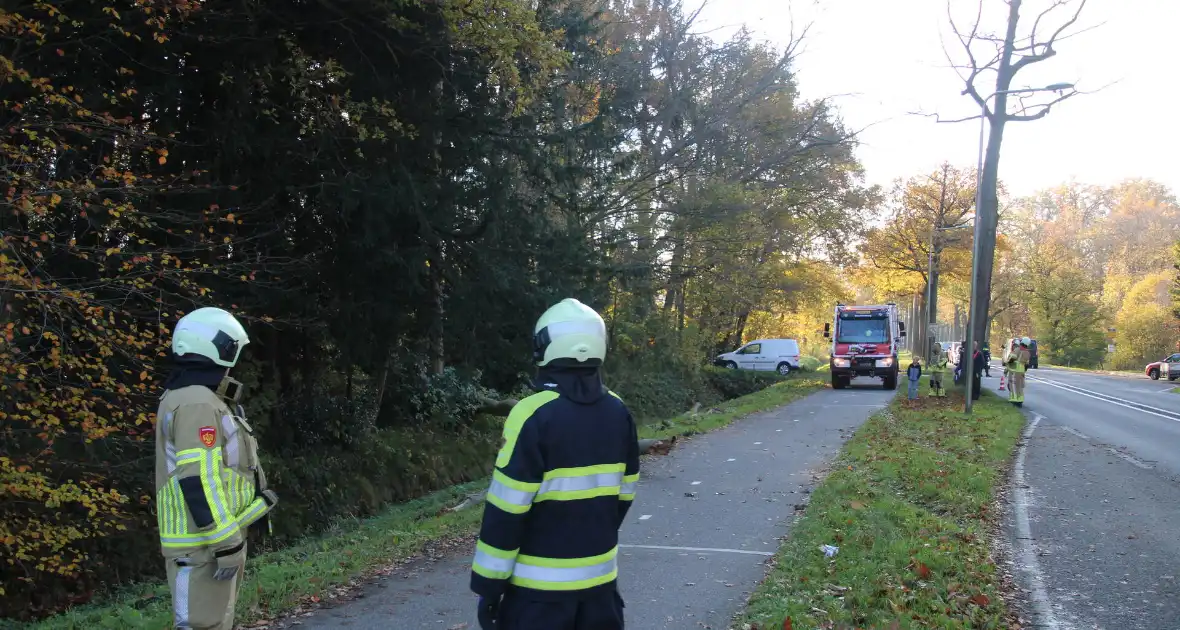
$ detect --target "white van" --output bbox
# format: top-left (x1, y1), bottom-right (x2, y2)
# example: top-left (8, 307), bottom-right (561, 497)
top-left (714, 339), bottom-right (802, 375)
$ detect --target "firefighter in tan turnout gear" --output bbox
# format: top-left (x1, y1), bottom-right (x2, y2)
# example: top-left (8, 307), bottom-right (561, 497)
top-left (155, 307), bottom-right (278, 629)
top-left (927, 338), bottom-right (948, 397)
top-left (1006, 336), bottom-right (1032, 407)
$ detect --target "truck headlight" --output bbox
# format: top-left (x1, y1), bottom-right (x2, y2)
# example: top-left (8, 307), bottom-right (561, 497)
top-left (833, 358), bottom-right (851, 368)
top-left (876, 357), bottom-right (894, 368)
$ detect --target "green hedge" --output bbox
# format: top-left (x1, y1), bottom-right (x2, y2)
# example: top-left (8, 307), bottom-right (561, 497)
top-left (609, 365), bottom-right (790, 420)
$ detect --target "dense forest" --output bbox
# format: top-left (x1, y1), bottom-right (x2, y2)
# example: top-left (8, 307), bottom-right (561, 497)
top-left (0, 0), bottom-right (869, 618)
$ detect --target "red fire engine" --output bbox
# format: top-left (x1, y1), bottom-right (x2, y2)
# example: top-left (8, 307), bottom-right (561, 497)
top-left (823, 303), bottom-right (906, 390)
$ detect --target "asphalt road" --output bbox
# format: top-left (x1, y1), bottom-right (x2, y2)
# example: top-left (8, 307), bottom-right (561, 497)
top-left (988, 365), bottom-right (1180, 630)
top-left (286, 384), bottom-right (893, 630)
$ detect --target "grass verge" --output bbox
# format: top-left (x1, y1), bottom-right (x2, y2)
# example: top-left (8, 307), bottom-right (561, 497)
top-left (25, 376), bottom-right (825, 630)
top-left (736, 383), bottom-right (1025, 630)
top-left (638, 375), bottom-right (825, 441)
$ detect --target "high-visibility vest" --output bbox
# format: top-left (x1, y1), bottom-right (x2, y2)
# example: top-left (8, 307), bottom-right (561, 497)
top-left (154, 385), bottom-right (272, 557)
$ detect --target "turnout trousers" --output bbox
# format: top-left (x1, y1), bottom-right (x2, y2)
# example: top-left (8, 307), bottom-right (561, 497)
top-left (498, 588), bottom-right (625, 630)
top-left (165, 544), bottom-right (245, 629)
top-left (1009, 372), bottom-right (1026, 403)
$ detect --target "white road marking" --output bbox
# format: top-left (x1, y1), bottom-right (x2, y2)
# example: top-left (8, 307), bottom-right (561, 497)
top-left (690, 481), bottom-right (701, 485)
top-left (1028, 376), bottom-right (1180, 423)
top-left (776, 429), bottom-right (782, 432)
top-left (726, 458), bottom-right (736, 462)
top-left (1106, 448), bottom-right (1152, 470)
top-left (638, 515), bottom-right (652, 520)
top-left (1060, 426), bottom-right (1089, 440)
top-left (754, 441), bottom-right (762, 445)
top-left (1013, 413), bottom-right (1069, 630)
top-left (619, 544), bottom-right (774, 557)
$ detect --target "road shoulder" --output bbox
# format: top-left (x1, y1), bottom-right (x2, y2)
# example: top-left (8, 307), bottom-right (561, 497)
top-left (737, 386), bottom-right (1025, 629)
top-left (289, 383), bottom-right (888, 630)
top-left (25, 377), bottom-right (826, 630)
top-left (1001, 412), bottom-right (1180, 629)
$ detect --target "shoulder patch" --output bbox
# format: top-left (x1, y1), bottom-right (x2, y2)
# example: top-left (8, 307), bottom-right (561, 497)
top-left (199, 425), bottom-right (217, 448)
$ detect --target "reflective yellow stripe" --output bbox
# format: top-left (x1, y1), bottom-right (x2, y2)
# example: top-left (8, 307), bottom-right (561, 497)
top-left (535, 464), bottom-right (625, 502)
top-left (157, 448), bottom-right (263, 549)
top-left (160, 519), bottom-right (241, 548)
top-left (196, 449), bottom-right (230, 526)
top-left (472, 540), bottom-right (518, 580)
top-left (509, 547), bottom-right (618, 591)
top-left (486, 470), bottom-right (539, 514)
top-left (235, 497), bottom-right (269, 529)
top-left (496, 391), bottom-right (560, 468)
top-left (620, 473), bottom-right (639, 500)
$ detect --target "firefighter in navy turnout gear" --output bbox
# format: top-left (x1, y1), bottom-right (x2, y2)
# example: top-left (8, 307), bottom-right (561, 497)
top-left (471, 298), bottom-right (640, 630)
top-left (155, 307), bottom-right (278, 629)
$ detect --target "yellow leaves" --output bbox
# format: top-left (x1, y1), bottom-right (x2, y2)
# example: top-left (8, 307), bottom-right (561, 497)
top-left (104, 247), bottom-right (120, 256)
top-left (138, 370), bottom-right (148, 381)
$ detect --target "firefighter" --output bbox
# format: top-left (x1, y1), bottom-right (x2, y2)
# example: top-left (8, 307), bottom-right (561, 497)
top-left (470, 298), bottom-right (640, 630)
top-left (155, 307), bottom-right (278, 629)
top-left (928, 349), bottom-right (949, 397)
top-left (1006, 336), bottom-right (1032, 407)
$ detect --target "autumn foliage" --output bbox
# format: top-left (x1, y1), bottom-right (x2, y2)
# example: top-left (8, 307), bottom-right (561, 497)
top-left (0, 0), bottom-right (249, 613)
top-left (3, 0), bottom-right (874, 620)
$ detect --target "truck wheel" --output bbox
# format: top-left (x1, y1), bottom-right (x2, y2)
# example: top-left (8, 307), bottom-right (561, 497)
top-left (883, 372), bottom-right (898, 390)
top-left (832, 374), bottom-right (846, 389)
top-left (776, 362), bottom-right (791, 376)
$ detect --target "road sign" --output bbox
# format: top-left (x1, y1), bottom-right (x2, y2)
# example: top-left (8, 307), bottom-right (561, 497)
top-left (1107, 344), bottom-right (1116, 353)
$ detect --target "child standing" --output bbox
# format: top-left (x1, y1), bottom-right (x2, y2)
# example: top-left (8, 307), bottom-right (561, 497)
top-left (907, 358), bottom-right (922, 400)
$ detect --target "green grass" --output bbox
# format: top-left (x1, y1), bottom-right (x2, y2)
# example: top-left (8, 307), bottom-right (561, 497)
top-left (737, 382), bottom-right (1025, 630)
top-left (19, 482), bottom-right (487, 630)
top-left (638, 375), bottom-right (825, 441)
top-left (24, 376), bottom-right (825, 630)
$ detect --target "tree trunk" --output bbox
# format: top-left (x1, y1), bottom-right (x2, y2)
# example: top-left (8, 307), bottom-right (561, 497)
top-left (429, 247), bottom-right (445, 375)
top-left (970, 0), bottom-right (1019, 345)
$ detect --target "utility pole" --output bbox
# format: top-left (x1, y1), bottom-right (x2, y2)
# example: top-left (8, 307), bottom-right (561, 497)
top-left (926, 221), bottom-right (972, 361)
top-left (962, 82), bottom-right (1075, 413)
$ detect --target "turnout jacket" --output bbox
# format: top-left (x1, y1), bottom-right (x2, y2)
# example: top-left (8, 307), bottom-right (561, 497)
top-left (470, 367), bottom-right (641, 600)
top-left (154, 381), bottom-right (273, 559)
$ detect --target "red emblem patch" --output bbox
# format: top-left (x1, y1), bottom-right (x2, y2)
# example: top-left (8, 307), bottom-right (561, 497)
top-left (199, 426), bottom-right (217, 448)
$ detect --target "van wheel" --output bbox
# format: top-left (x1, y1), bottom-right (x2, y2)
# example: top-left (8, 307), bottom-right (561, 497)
top-left (776, 362), bottom-right (791, 376)
top-left (724, 361), bottom-right (738, 370)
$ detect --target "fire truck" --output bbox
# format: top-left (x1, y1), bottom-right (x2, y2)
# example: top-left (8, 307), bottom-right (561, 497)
top-left (823, 303), bottom-right (906, 390)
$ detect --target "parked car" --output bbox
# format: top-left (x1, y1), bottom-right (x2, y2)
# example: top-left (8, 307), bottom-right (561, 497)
top-left (714, 339), bottom-right (802, 375)
top-left (1145, 353), bottom-right (1180, 380)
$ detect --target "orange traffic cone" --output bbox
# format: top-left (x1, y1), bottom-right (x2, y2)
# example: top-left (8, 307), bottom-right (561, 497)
top-left (999, 373), bottom-right (1006, 391)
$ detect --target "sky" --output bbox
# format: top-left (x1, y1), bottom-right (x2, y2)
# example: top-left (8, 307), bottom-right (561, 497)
top-left (695, 0), bottom-right (1180, 198)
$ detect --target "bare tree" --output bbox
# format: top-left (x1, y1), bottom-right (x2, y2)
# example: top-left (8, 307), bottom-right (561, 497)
top-left (942, 0), bottom-right (1093, 345)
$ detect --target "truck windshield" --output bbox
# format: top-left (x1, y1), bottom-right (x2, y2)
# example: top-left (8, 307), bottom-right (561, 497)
top-left (837, 316), bottom-right (889, 343)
